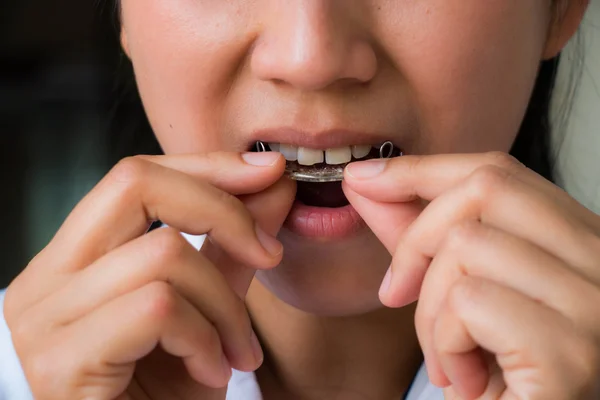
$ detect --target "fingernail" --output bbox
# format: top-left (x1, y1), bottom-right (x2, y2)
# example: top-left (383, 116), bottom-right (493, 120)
top-left (221, 353), bottom-right (232, 381)
top-left (255, 225), bottom-right (283, 257)
top-left (379, 267), bottom-right (392, 297)
top-left (250, 330), bottom-right (264, 366)
top-left (242, 152), bottom-right (280, 166)
top-left (346, 159), bottom-right (387, 179)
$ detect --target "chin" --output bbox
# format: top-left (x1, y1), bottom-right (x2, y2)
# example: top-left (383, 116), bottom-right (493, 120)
top-left (256, 272), bottom-right (385, 316)
top-left (254, 229), bottom-right (392, 316)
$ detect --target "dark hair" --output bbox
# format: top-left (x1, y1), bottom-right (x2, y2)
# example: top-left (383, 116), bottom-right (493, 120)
top-left (103, 3), bottom-right (561, 183)
top-left (510, 57), bottom-right (560, 182)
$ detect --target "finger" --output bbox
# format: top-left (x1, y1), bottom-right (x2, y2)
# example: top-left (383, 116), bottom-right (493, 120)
top-left (32, 227), bottom-right (261, 372)
top-left (72, 282), bottom-right (231, 389)
top-left (414, 221), bottom-right (600, 387)
top-left (46, 155), bottom-right (285, 273)
top-left (342, 183), bottom-right (424, 253)
top-left (138, 152), bottom-right (285, 196)
top-left (344, 152), bottom-right (599, 246)
top-left (433, 276), bottom-right (598, 400)
top-left (202, 177), bottom-right (297, 298)
top-left (382, 165), bottom-right (600, 308)
top-left (344, 152), bottom-right (598, 228)
top-left (345, 152), bottom-right (529, 200)
top-left (343, 184), bottom-right (425, 303)
top-left (26, 282), bottom-right (231, 399)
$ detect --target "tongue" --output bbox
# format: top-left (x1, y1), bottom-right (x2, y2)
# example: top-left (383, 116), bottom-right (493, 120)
top-left (296, 181), bottom-right (349, 208)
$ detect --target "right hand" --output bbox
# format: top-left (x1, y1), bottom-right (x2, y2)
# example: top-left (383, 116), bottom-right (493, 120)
top-left (3, 151), bottom-right (296, 400)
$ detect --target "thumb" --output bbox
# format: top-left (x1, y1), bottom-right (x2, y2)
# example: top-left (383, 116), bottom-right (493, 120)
top-left (202, 178), bottom-right (297, 298)
top-left (342, 182), bottom-right (424, 253)
top-left (243, 177), bottom-right (297, 238)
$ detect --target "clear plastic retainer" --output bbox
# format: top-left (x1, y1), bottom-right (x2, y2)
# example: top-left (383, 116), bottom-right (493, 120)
top-left (255, 141), bottom-right (400, 183)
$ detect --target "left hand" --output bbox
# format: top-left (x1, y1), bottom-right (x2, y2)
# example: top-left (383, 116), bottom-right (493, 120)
top-left (343, 152), bottom-right (600, 400)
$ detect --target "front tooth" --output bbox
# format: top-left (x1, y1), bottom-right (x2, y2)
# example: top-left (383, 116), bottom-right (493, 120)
top-left (352, 145), bottom-right (371, 159)
top-left (279, 144), bottom-right (298, 161)
top-left (268, 143), bottom-right (280, 152)
top-left (297, 147), bottom-right (324, 166)
top-left (325, 147), bottom-right (352, 165)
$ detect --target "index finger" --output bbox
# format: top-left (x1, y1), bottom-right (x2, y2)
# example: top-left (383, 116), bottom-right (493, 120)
top-left (138, 152), bottom-right (285, 195)
top-left (37, 152), bottom-right (286, 273)
top-left (344, 151), bottom-right (600, 233)
top-left (344, 152), bottom-right (546, 202)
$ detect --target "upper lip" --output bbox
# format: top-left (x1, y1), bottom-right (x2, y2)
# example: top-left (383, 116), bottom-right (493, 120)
top-left (249, 128), bottom-right (402, 149)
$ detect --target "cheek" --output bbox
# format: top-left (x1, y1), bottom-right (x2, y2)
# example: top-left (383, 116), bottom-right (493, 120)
top-left (120, 0), bottom-right (257, 153)
top-left (375, 0), bottom-right (551, 154)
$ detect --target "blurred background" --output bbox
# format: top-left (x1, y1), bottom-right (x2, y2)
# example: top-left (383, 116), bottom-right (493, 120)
top-left (0, 2), bottom-right (599, 287)
top-left (0, 0), bottom-right (134, 286)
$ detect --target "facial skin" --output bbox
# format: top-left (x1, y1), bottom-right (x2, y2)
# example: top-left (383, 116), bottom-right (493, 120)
top-left (120, 0), bottom-right (567, 316)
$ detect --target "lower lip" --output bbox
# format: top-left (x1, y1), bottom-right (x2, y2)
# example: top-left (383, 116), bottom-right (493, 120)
top-left (284, 201), bottom-right (366, 239)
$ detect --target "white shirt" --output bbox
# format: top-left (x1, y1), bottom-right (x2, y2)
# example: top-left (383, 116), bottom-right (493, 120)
top-left (0, 232), bottom-right (443, 400)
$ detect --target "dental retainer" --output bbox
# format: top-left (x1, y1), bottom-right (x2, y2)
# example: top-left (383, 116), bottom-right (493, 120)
top-left (254, 141), bottom-right (403, 183)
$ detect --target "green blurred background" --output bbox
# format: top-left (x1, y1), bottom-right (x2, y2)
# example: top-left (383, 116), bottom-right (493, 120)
top-left (0, 0), bottom-right (125, 286)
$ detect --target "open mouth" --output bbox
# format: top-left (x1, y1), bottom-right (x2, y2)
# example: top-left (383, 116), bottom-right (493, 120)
top-left (252, 141), bottom-right (403, 208)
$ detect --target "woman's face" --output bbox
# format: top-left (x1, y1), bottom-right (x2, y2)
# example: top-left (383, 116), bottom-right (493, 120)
top-left (120, 0), bottom-right (560, 315)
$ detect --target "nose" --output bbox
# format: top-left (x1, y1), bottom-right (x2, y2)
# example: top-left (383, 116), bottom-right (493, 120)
top-left (251, 2), bottom-right (378, 91)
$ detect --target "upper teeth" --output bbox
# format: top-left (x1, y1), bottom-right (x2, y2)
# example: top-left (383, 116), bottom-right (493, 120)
top-left (325, 147), bottom-right (352, 165)
top-left (266, 143), bottom-right (374, 166)
top-left (278, 144), bottom-right (298, 161)
top-left (298, 147), bottom-right (324, 165)
top-left (352, 145), bottom-right (371, 159)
